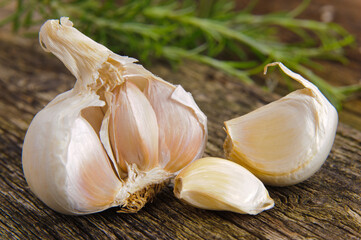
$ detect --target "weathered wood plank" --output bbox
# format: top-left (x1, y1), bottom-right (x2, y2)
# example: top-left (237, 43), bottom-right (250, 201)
top-left (0, 30), bottom-right (360, 240)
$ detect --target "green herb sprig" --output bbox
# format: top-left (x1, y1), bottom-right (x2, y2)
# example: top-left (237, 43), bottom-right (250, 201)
top-left (1, 0), bottom-right (360, 109)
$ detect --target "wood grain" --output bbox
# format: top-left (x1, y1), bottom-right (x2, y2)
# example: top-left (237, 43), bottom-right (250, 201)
top-left (0, 28), bottom-right (360, 239)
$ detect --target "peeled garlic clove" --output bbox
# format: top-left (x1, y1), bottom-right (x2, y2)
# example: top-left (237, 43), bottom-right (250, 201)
top-left (174, 157), bottom-right (274, 215)
top-left (22, 18), bottom-right (207, 215)
top-left (224, 62), bottom-right (338, 186)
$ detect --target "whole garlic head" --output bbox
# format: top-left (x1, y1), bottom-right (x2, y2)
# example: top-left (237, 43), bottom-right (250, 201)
top-left (224, 62), bottom-right (338, 187)
top-left (22, 17), bottom-right (207, 215)
top-left (174, 157), bottom-right (274, 215)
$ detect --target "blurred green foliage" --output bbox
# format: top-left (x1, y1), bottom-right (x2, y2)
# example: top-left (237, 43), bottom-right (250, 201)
top-left (1, 0), bottom-right (360, 109)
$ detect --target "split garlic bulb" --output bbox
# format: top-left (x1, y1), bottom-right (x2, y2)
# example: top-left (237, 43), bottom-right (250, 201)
top-left (174, 157), bottom-right (274, 215)
top-left (224, 62), bottom-right (338, 186)
top-left (22, 17), bottom-right (207, 215)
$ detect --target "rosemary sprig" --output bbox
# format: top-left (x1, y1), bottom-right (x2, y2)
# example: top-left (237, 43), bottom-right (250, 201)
top-left (1, 0), bottom-right (359, 109)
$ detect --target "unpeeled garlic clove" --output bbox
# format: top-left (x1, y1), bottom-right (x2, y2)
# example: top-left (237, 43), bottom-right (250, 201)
top-left (109, 81), bottom-right (159, 172)
top-left (22, 17), bottom-right (207, 215)
top-left (174, 157), bottom-right (274, 215)
top-left (224, 62), bottom-right (338, 186)
top-left (144, 79), bottom-right (207, 172)
top-left (22, 92), bottom-right (121, 214)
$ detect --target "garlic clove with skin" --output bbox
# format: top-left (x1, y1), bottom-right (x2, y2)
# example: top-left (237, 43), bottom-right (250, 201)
top-left (109, 81), bottom-right (159, 172)
top-left (119, 62), bottom-right (207, 173)
top-left (224, 62), bottom-right (338, 187)
top-left (174, 157), bottom-right (274, 215)
top-left (23, 91), bottom-right (122, 214)
top-left (66, 113), bottom-right (122, 213)
top-left (22, 17), bottom-right (207, 215)
top-left (144, 79), bottom-right (207, 172)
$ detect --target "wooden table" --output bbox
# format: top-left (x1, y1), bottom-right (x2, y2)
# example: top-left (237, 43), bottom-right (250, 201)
top-left (1, 1), bottom-right (360, 239)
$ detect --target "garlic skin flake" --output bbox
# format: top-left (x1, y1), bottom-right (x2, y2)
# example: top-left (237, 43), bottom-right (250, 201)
top-left (174, 157), bottom-right (274, 215)
top-left (22, 17), bottom-right (207, 215)
top-left (224, 62), bottom-right (338, 187)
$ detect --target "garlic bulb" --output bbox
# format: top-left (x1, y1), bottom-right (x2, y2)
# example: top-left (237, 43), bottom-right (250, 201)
top-left (22, 17), bottom-right (207, 215)
top-left (224, 62), bottom-right (338, 186)
top-left (174, 157), bottom-right (274, 215)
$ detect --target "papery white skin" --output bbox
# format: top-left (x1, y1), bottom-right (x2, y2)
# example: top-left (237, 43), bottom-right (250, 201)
top-left (22, 17), bottom-right (207, 215)
top-left (145, 81), bottom-right (206, 172)
top-left (109, 82), bottom-right (160, 172)
top-left (22, 91), bottom-right (119, 214)
top-left (174, 157), bottom-right (274, 215)
top-left (224, 62), bottom-right (338, 186)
